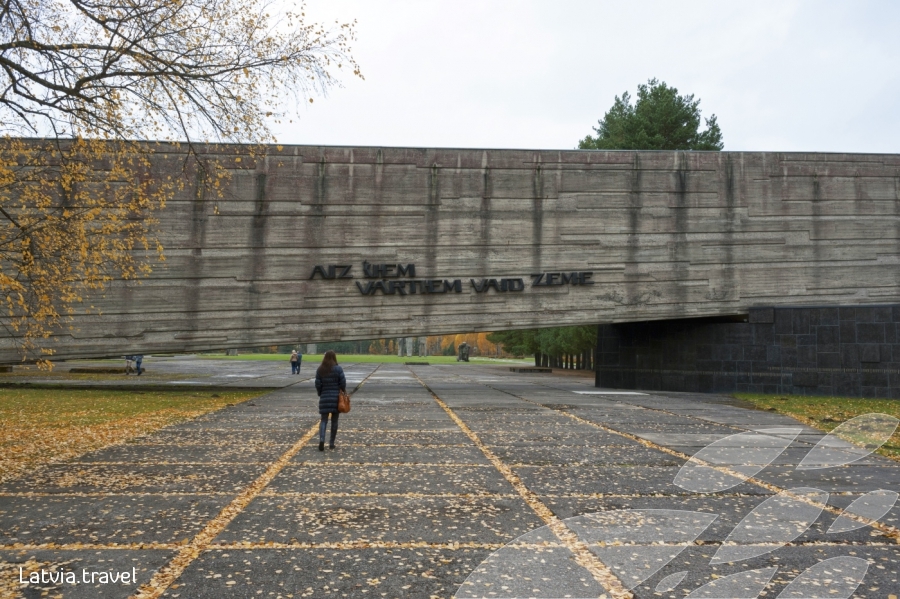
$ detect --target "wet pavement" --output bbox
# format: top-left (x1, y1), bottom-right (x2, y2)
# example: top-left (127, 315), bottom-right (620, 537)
top-left (1, 360), bottom-right (899, 598)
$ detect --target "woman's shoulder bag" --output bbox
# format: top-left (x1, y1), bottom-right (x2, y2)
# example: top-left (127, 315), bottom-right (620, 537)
top-left (337, 389), bottom-right (351, 413)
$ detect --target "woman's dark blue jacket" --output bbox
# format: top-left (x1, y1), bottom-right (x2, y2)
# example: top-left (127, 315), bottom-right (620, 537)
top-left (315, 365), bottom-right (346, 414)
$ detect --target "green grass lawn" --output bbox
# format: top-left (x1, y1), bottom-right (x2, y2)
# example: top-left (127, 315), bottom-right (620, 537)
top-left (199, 353), bottom-right (531, 365)
top-left (733, 392), bottom-right (900, 461)
top-left (0, 387), bottom-right (265, 482)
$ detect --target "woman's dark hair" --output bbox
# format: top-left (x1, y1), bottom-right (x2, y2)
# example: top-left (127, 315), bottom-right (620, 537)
top-left (318, 350), bottom-right (338, 376)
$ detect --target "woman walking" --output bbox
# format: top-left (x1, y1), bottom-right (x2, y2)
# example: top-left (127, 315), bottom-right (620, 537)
top-left (315, 350), bottom-right (346, 451)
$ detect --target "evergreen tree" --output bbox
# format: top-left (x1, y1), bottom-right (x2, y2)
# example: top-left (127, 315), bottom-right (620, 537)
top-left (493, 80), bottom-right (724, 368)
top-left (579, 78), bottom-right (723, 151)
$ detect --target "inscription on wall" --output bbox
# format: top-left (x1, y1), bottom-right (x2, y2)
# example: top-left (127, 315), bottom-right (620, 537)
top-left (308, 262), bottom-right (594, 296)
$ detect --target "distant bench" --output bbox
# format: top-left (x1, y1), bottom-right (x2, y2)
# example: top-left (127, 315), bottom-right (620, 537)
top-left (509, 367), bottom-right (552, 373)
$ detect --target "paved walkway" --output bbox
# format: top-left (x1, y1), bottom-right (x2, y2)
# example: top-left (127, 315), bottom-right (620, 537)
top-left (1, 362), bottom-right (899, 598)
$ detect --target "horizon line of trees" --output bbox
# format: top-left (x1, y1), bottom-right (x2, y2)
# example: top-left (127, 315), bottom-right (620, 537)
top-left (487, 326), bottom-right (597, 370)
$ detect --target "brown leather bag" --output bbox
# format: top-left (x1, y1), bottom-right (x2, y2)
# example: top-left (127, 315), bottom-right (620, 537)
top-left (337, 389), bottom-right (351, 413)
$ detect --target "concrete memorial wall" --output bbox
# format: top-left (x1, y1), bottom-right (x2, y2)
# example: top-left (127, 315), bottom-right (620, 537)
top-left (2, 144), bottom-right (900, 367)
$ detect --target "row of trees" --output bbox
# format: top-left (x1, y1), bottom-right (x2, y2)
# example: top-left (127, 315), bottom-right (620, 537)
top-left (251, 335), bottom-right (511, 358)
top-left (257, 329), bottom-right (595, 369)
top-left (262, 334), bottom-right (509, 358)
top-left (488, 326), bottom-right (597, 370)
top-left (364, 334), bottom-right (507, 357)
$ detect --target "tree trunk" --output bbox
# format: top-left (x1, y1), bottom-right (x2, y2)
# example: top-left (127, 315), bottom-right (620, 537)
top-left (534, 352), bottom-right (540, 367)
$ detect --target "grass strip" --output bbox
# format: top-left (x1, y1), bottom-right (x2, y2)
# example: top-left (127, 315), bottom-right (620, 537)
top-left (0, 387), bottom-right (266, 482)
top-left (199, 352), bottom-right (529, 365)
top-left (733, 392), bottom-right (900, 461)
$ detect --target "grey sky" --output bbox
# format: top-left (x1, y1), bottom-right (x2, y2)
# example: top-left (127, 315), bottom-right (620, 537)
top-left (276, 0), bottom-right (900, 153)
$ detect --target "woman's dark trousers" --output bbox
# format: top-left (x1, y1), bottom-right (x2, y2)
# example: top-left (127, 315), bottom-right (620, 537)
top-left (320, 412), bottom-right (339, 445)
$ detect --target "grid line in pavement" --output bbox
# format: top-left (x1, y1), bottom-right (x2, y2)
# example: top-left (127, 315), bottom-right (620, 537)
top-left (408, 366), bottom-right (634, 599)
top-left (129, 366), bottom-right (383, 599)
top-left (473, 374), bottom-right (900, 544)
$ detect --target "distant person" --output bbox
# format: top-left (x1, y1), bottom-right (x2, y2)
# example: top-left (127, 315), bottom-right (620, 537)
top-left (290, 350), bottom-right (299, 374)
top-left (124, 355), bottom-right (134, 375)
top-left (134, 354), bottom-right (143, 376)
top-left (315, 350), bottom-right (345, 451)
top-left (296, 350), bottom-right (303, 374)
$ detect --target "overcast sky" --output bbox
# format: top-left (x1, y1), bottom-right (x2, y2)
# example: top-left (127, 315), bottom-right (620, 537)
top-left (274, 0), bottom-right (900, 153)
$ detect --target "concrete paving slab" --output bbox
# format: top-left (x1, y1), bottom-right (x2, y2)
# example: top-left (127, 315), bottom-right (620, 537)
top-left (454, 413), bottom-right (581, 426)
top-left (612, 423), bottom-right (744, 435)
top-left (490, 444), bottom-right (681, 467)
top-left (630, 544), bottom-right (899, 599)
top-left (455, 541), bottom-right (606, 599)
top-left (337, 431), bottom-right (472, 445)
top-left (539, 493), bottom-right (772, 523)
top-left (72, 444), bottom-right (289, 464)
top-left (130, 428), bottom-right (299, 446)
top-left (0, 463), bottom-right (268, 495)
top-left (166, 547), bottom-right (492, 599)
top-left (292, 444), bottom-right (492, 465)
top-left (754, 465), bottom-right (900, 494)
top-left (537, 494), bottom-right (900, 545)
top-left (341, 419), bottom-right (461, 431)
top-left (216, 495), bottom-right (541, 544)
top-left (267, 465), bottom-right (512, 496)
top-left (0, 494), bottom-right (230, 545)
top-left (512, 465), bottom-right (774, 496)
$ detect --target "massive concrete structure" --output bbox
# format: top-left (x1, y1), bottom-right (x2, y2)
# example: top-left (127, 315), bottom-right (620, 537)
top-left (2, 144), bottom-right (900, 367)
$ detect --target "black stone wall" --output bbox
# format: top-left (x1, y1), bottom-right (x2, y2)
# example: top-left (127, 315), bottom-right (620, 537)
top-left (595, 305), bottom-right (900, 398)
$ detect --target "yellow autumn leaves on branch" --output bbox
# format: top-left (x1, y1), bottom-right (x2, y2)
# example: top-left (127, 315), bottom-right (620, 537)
top-left (0, 137), bottom-right (172, 363)
top-left (0, 0), bottom-right (360, 363)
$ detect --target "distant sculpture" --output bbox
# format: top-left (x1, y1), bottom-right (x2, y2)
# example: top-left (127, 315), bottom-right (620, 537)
top-left (457, 342), bottom-right (469, 362)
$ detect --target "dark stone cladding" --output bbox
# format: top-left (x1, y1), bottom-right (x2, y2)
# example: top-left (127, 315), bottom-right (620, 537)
top-left (595, 305), bottom-right (900, 398)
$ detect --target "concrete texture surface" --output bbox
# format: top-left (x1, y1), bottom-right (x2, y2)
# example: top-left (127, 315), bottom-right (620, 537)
top-left (6, 145), bottom-right (900, 362)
